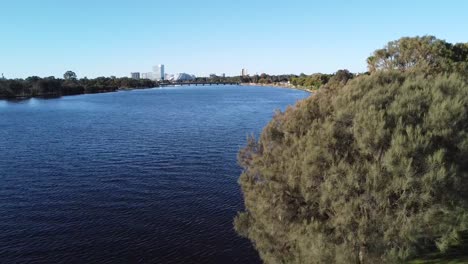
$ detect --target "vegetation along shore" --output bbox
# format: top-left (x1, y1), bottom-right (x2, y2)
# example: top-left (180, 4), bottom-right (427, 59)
top-left (235, 35), bottom-right (468, 264)
top-left (1, 69), bottom-right (356, 100)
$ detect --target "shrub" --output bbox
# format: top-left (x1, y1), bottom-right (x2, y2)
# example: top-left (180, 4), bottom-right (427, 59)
top-left (236, 72), bottom-right (468, 263)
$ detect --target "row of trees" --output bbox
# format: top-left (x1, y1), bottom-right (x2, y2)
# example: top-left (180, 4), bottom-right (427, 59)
top-left (236, 36), bottom-right (468, 263)
top-left (195, 72), bottom-right (355, 90)
top-left (1, 70), bottom-right (353, 99)
top-left (193, 74), bottom-right (295, 85)
top-left (290, 70), bottom-right (356, 90)
top-left (0, 72), bottom-right (158, 99)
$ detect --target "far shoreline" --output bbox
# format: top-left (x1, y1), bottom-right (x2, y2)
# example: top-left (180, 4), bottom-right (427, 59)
top-left (0, 83), bottom-right (312, 101)
top-left (240, 82), bottom-right (313, 93)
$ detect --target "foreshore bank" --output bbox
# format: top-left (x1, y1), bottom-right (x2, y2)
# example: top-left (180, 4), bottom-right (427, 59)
top-left (1, 83), bottom-right (312, 100)
top-left (240, 83), bottom-right (313, 92)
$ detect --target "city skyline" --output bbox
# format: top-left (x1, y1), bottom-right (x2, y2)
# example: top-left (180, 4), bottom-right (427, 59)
top-left (1, 0), bottom-right (468, 79)
top-left (131, 64), bottom-right (239, 81)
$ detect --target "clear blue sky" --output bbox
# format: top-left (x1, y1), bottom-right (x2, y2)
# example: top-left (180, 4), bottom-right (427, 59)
top-left (1, 0), bottom-right (467, 78)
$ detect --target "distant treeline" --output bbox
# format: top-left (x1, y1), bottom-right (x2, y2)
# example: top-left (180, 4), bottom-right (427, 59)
top-left (196, 70), bottom-right (357, 90)
top-left (195, 74), bottom-right (294, 84)
top-left (0, 72), bottom-right (158, 99)
top-left (1, 70), bottom-right (361, 99)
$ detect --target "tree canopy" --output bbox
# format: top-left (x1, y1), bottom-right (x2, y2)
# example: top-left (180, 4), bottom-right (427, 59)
top-left (63, 70), bottom-right (77, 80)
top-left (0, 75), bottom-right (158, 99)
top-left (367, 36), bottom-right (468, 75)
top-left (236, 36), bottom-right (468, 263)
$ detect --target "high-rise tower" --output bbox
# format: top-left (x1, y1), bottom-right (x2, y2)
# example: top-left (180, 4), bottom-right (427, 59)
top-left (153, 64), bottom-right (165, 81)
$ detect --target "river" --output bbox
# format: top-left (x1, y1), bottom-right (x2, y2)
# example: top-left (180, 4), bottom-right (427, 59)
top-left (0, 85), bottom-right (309, 263)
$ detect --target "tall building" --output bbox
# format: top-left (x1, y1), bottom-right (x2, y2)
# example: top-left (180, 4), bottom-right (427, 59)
top-left (153, 64), bottom-right (165, 81)
top-left (241, 68), bottom-right (248, 76)
top-left (131, 72), bottom-right (140, 80)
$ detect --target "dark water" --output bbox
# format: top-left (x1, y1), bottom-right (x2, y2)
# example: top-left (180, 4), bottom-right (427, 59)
top-left (0, 85), bottom-right (309, 264)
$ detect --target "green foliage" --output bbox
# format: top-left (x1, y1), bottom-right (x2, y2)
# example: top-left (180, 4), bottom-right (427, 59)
top-left (201, 74), bottom-right (297, 85)
top-left (291, 73), bottom-right (330, 89)
top-left (63, 70), bottom-right (77, 80)
top-left (0, 76), bottom-right (158, 99)
top-left (367, 36), bottom-right (468, 75)
top-left (236, 72), bottom-right (468, 263)
top-left (290, 70), bottom-right (354, 90)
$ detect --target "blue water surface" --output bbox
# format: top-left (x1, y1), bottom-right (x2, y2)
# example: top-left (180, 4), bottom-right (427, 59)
top-left (0, 85), bottom-right (309, 263)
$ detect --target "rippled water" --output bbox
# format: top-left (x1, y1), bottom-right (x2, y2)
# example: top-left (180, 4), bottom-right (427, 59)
top-left (0, 85), bottom-right (309, 263)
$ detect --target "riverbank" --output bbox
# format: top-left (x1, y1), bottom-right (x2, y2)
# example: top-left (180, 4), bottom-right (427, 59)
top-left (240, 82), bottom-right (313, 92)
top-left (0, 76), bottom-right (159, 100)
top-left (1, 83), bottom-right (311, 100)
top-left (0, 89), bottom-right (120, 100)
top-left (0, 86), bottom-right (158, 100)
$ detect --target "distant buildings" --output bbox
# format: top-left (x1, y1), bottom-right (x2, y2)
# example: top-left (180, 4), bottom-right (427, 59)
top-left (241, 68), bottom-right (248, 76)
top-left (132, 64), bottom-right (198, 82)
top-left (131, 72), bottom-right (140, 80)
top-left (131, 64), bottom-right (165, 81)
top-left (153, 64), bottom-right (165, 81)
top-left (173, 73), bottom-right (196, 81)
top-left (209, 73), bottom-right (227, 79)
top-left (141, 72), bottom-right (155, 80)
